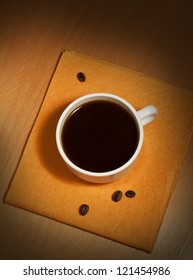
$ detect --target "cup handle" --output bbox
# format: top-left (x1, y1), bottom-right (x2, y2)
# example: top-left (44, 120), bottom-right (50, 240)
top-left (137, 105), bottom-right (158, 126)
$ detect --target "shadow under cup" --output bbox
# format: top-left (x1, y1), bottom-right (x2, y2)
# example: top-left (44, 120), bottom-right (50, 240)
top-left (56, 93), bottom-right (146, 183)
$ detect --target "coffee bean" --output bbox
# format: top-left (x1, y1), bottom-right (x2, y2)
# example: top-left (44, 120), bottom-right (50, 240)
top-left (112, 190), bottom-right (122, 202)
top-left (125, 190), bottom-right (136, 198)
top-left (77, 72), bottom-right (86, 82)
top-left (79, 204), bottom-right (89, 216)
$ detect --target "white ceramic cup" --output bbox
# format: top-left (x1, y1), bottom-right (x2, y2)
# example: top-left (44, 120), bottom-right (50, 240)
top-left (56, 93), bottom-right (158, 183)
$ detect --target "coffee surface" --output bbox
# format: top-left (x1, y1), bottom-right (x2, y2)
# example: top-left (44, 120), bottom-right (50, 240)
top-left (62, 100), bottom-right (139, 172)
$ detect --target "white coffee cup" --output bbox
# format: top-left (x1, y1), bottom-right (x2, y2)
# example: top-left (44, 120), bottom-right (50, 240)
top-left (56, 93), bottom-right (157, 183)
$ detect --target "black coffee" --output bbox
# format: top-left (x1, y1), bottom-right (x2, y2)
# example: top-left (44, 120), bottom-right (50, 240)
top-left (62, 100), bottom-right (139, 172)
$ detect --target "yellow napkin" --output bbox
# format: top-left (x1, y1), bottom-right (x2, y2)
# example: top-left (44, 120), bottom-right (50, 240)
top-left (5, 51), bottom-right (193, 252)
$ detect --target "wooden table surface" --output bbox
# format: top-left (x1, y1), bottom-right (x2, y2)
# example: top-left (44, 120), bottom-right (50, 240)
top-left (0, 0), bottom-right (193, 260)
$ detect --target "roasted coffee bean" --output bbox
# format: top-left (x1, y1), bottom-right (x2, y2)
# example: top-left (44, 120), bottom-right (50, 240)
top-left (112, 190), bottom-right (122, 202)
top-left (77, 72), bottom-right (86, 82)
top-left (125, 190), bottom-right (136, 198)
top-left (79, 204), bottom-right (89, 215)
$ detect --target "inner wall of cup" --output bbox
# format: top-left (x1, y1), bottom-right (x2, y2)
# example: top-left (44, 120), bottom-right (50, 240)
top-left (58, 94), bottom-right (142, 174)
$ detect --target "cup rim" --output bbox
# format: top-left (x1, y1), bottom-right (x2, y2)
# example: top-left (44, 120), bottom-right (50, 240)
top-left (56, 93), bottom-right (144, 178)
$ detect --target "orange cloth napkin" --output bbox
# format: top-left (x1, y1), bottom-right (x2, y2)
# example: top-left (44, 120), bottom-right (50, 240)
top-left (5, 51), bottom-right (193, 252)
